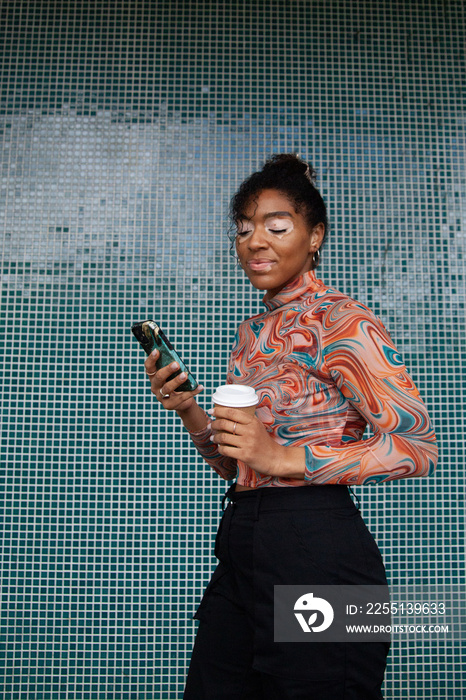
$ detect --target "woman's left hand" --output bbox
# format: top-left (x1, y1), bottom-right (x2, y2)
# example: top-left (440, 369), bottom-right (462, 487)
top-left (209, 406), bottom-right (305, 479)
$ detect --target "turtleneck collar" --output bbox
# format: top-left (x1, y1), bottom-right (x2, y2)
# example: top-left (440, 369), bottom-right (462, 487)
top-left (262, 270), bottom-right (326, 311)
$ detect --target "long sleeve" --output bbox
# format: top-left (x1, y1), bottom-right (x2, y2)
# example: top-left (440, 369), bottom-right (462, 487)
top-left (304, 300), bottom-right (438, 485)
top-left (187, 420), bottom-right (237, 481)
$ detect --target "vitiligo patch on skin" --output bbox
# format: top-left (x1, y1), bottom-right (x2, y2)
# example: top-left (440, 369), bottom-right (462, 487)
top-left (236, 215), bottom-right (295, 241)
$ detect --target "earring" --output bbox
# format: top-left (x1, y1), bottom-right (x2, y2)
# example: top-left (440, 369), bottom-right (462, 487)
top-left (312, 248), bottom-right (321, 268)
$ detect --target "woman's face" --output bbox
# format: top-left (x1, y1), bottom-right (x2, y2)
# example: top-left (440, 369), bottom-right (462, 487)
top-left (235, 189), bottom-right (324, 299)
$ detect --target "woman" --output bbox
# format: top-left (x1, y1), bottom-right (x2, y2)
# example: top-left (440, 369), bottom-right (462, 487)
top-left (144, 154), bottom-right (438, 699)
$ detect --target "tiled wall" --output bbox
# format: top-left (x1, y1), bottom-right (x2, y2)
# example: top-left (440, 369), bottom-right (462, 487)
top-left (1, 1), bottom-right (464, 698)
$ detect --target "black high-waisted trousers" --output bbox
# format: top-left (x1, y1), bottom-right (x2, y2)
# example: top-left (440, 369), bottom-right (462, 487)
top-left (184, 484), bottom-right (390, 700)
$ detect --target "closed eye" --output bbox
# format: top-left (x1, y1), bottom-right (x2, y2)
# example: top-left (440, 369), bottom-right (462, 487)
top-left (266, 218), bottom-right (294, 235)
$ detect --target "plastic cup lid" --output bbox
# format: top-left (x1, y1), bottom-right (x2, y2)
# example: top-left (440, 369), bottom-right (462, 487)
top-left (212, 384), bottom-right (259, 408)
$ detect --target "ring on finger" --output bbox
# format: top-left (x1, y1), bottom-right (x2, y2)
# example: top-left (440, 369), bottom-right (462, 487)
top-left (146, 370), bottom-right (157, 377)
top-left (233, 422), bottom-right (237, 435)
top-left (160, 389), bottom-right (170, 399)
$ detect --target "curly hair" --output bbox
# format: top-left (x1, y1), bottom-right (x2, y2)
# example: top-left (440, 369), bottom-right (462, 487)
top-left (229, 154), bottom-right (328, 268)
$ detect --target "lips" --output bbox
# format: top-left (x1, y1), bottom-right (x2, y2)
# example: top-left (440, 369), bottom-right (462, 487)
top-left (247, 259), bottom-right (276, 271)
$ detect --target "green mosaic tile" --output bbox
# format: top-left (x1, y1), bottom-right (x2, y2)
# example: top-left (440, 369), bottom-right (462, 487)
top-left (0, 0), bottom-right (465, 698)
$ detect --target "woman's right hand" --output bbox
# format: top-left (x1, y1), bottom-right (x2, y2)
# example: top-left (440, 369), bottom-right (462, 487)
top-left (144, 349), bottom-right (204, 413)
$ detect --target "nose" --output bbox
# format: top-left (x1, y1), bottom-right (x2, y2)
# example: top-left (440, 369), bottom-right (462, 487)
top-left (247, 226), bottom-right (269, 249)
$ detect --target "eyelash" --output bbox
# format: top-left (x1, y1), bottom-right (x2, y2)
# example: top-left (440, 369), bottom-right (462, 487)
top-left (236, 228), bottom-right (288, 237)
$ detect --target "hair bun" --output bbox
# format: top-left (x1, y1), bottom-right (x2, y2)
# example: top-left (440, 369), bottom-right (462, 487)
top-left (262, 153), bottom-right (317, 185)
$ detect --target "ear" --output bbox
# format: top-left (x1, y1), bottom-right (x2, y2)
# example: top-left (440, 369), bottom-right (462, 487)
top-left (308, 223), bottom-right (325, 252)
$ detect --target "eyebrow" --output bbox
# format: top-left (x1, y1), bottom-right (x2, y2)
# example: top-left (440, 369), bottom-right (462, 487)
top-left (264, 211), bottom-right (293, 218)
top-left (239, 211), bottom-right (293, 221)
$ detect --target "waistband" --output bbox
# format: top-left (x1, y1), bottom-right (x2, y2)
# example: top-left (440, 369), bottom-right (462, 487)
top-left (222, 483), bottom-right (357, 513)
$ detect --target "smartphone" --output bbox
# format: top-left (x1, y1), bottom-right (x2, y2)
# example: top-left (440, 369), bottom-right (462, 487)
top-left (131, 320), bottom-right (198, 392)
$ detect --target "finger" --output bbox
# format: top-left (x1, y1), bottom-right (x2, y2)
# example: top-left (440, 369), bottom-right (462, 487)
top-left (156, 377), bottom-right (204, 401)
top-left (144, 349), bottom-right (159, 373)
top-left (160, 369), bottom-right (193, 395)
top-left (211, 418), bottom-right (242, 435)
top-left (156, 387), bottom-right (177, 404)
top-left (156, 383), bottom-right (204, 404)
top-left (154, 360), bottom-right (179, 381)
top-left (211, 431), bottom-right (240, 447)
top-left (217, 443), bottom-right (241, 458)
top-left (208, 406), bottom-right (253, 423)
